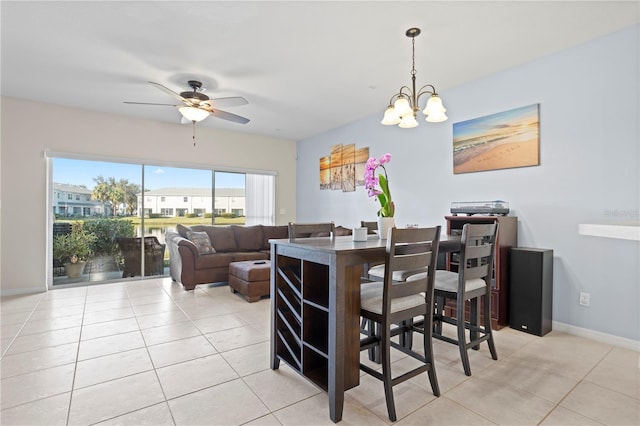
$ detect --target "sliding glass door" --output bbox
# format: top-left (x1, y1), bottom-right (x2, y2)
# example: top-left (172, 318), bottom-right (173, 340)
top-left (214, 171), bottom-right (246, 225)
top-left (52, 158), bottom-right (142, 285)
top-left (50, 155), bottom-right (275, 287)
top-left (141, 165), bottom-right (213, 277)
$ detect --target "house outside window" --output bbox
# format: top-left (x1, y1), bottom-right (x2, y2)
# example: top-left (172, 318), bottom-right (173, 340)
top-left (160, 196), bottom-right (166, 202)
top-left (183, 197), bottom-right (188, 202)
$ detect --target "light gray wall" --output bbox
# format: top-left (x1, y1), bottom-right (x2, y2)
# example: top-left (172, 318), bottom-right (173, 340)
top-left (0, 98), bottom-right (297, 295)
top-left (296, 25), bottom-right (639, 342)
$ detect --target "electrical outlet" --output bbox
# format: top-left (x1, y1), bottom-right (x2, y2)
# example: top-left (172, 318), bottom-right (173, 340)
top-left (579, 292), bottom-right (590, 306)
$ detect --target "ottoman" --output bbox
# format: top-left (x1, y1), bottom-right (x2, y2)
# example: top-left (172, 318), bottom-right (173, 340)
top-left (228, 260), bottom-right (271, 302)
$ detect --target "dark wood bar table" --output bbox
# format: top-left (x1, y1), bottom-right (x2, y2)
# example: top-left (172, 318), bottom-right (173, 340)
top-left (269, 234), bottom-right (460, 423)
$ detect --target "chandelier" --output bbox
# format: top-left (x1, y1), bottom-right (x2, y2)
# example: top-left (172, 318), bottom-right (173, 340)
top-left (381, 28), bottom-right (447, 128)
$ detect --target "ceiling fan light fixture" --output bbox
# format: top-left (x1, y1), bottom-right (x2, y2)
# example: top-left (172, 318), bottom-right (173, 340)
top-left (179, 106), bottom-right (209, 122)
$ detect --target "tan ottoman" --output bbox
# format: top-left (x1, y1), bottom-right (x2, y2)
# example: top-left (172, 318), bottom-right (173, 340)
top-left (228, 260), bottom-right (271, 302)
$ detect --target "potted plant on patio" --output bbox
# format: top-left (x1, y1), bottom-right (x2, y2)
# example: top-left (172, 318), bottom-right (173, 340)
top-left (53, 222), bottom-right (97, 278)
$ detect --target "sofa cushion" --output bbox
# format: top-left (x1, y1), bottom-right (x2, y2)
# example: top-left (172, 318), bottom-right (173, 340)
top-left (232, 225), bottom-right (264, 251)
top-left (197, 226), bottom-right (237, 252)
top-left (186, 231), bottom-right (216, 255)
top-left (194, 252), bottom-right (236, 269)
top-left (262, 225), bottom-right (289, 250)
top-left (176, 224), bottom-right (191, 238)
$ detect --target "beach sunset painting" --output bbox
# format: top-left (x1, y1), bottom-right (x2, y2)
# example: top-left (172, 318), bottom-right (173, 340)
top-left (354, 147), bottom-right (369, 186)
top-left (330, 144), bottom-right (343, 190)
top-left (319, 156), bottom-right (331, 189)
top-left (341, 144), bottom-right (355, 192)
top-left (320, 145), bottom-right (369, 191)
top-left (453, 104), bottom-right (540, 174)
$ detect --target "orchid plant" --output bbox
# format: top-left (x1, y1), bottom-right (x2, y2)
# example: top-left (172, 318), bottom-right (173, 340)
top-left (364, 153), bottom-right (395, 217)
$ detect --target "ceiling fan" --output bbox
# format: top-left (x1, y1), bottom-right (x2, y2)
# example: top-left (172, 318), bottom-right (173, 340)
top-left (125, 80), bottom-right (250, 125)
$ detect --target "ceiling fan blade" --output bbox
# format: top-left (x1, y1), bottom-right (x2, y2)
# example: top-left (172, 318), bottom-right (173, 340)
top-left (203, 96), bottom-right (249, 108)
top-left (148, 81), bottom-right (191, 105)
top-left (124, 101), bottom-right (178, 107)
top-left (209, 109), bottom-right (250, 124)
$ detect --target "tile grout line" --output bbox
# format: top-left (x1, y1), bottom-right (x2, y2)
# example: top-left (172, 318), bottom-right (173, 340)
top-left (65, 286), bottom-right (89, 426)
top-left (535, 344), bottom-right (616, 426)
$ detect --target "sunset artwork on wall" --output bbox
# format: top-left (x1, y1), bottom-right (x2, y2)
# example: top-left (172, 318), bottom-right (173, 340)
top-left (453, 104), bottom-right (540, 174)
top-left (319, 144), bottom-right (369, 192)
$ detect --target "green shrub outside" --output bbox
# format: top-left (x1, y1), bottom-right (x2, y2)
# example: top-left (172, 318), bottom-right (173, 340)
top-left (53, 222), bottom-right (97, 263)
top-left (83, 219), bottom-right (135, 256)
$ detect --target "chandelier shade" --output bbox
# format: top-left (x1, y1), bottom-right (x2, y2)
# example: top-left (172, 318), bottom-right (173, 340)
top-left (381, 106), bottom-right (402, 125)
top-left (399, 114), bottom-right (419, 129)
top-left (393, 97), bottom-right (412, 117)
top-left (381, 28), bottom-right (447, 128)
top-left (423, 94), bottom-right (447, 122)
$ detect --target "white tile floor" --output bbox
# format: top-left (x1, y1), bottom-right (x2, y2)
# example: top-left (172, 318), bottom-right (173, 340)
top-left (1, 278), bottom-right (638, 425)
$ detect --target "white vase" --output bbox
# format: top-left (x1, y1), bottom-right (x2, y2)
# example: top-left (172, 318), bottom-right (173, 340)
top-left (377, 217), bottom-right (395, 240)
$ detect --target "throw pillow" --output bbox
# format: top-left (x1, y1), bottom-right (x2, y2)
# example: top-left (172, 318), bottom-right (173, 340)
top-left (176, 224), bottom-right (191, 238)
top-left (186, 231), bottom-right (216, 255)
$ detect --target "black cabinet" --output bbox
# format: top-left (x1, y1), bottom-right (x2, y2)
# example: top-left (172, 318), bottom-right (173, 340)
top-left (510, 248), bottom-right (553, 336)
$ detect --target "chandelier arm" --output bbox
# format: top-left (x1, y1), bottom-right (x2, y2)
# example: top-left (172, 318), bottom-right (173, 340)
top-left (387, 93), bottom-right (401, 105)
top-left (397, 86), bottom-right (413, 97)
top-left (416, 85), bottom-right (438, 104)
top-left (416, 84), bottom-right (437, 97)
top-left (397, 86), bottom-right (417, 109)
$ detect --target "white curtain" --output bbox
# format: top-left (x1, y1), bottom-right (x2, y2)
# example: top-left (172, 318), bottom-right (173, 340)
top-left (245, 173), bottom-right (275, 226)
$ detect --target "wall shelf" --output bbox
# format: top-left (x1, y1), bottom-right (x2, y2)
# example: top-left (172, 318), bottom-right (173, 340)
top-left (578, 224), bottom-right (640, 241)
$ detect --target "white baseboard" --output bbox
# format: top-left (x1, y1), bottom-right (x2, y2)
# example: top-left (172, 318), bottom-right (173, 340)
top-left (0, 287), bottom-right (46, 297)
top-left (553, 320), bottom-right (640, 352)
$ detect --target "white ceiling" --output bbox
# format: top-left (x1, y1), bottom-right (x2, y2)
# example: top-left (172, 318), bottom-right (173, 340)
top-left (1, 1), bottom-right (638, 141)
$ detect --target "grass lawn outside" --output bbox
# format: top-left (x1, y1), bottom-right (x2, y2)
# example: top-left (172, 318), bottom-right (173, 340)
top-left (128, 216), bottom-right (246, 227)
top-left (56, 216), bottom-right (246, 228)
